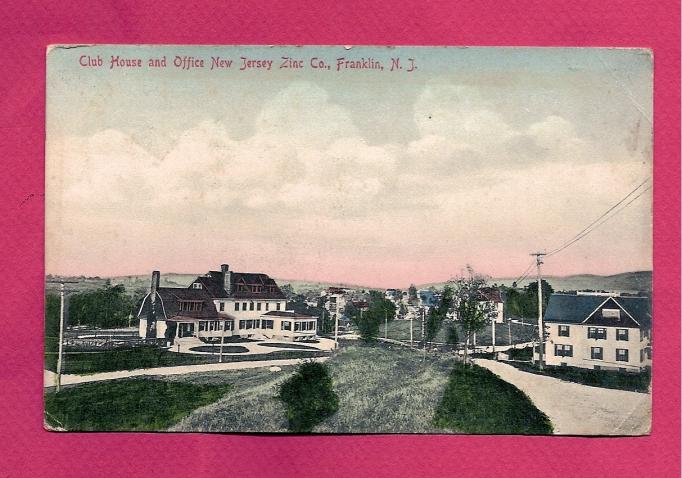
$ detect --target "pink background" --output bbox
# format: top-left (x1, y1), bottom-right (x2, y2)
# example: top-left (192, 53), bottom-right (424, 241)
top-left (0, 1), bottom-right (679, 476)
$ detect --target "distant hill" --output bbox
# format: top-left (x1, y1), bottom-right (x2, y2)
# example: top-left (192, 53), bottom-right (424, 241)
top-left (418, 271), bottom-right (652, 294)
top-left (46, 270), bottom-right (652, 298)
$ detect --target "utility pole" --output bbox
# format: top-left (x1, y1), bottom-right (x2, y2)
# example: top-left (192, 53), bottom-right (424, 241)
top-left (421, 306), bottom-right (426, 360)
top-left (47, 280), bottom-right (77, 393)
top-left (384, 310), bottom-right (388, 339)
top-left (491, 315), bottom-right (496, 358)
top-left (508, 318), bottom-right (512, 347)
top-left (334, 311), bottom-right (339, 349)
top-left (530, 252), bottom-right (546, 369)
top-left (410, 308), bottom-right (414, 347)
top-left (218, 319), bottom-right (226, 363)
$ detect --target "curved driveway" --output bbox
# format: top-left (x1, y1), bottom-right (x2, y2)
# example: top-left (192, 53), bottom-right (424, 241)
top-left (475, 359), bottom-right (651, 435)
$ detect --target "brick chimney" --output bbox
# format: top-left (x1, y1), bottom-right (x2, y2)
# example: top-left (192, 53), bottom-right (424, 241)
top-left (221, 264), bottom-right (232, 295)
top-left (150, 271), bottom-right (160, 302)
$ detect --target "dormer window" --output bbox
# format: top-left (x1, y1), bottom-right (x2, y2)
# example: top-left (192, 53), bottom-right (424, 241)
top-left (179, 300), bottom-right (203, 312)
top-left (238, 284), bottom-right (248, 292)
top-left (192, 283), bottom-right (202, 289)
top-left (602, 308), bottom-right (621, 319)
top-left (252, 285), bottom-right (263, 293)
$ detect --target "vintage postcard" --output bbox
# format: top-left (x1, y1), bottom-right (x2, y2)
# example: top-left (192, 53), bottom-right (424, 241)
top-left (44, 45), bottom-right (652, 435)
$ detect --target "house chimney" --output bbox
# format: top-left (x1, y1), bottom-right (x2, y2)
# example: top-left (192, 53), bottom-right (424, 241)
top-left (221, 264), bottom-right (232, 295)
top-left (151, 271), bottom-right (160, 300)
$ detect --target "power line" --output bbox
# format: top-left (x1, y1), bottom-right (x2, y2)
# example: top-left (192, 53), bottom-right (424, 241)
top-left (511, 177), bottom-right (650, 288)
top-left (546, 178), bottom-right (651, 258)
top-left (512, 261), bottom-right (535, 288)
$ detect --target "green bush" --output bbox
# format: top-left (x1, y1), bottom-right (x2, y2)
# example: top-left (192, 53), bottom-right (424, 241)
top-left (278, 361), bottom-right (339, 432)
top-left (433, 363), bottom-right (553, 434)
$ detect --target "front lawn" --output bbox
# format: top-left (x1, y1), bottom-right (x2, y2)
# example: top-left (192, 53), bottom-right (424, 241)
top-left (44, 379), bottom-right (230, 431)
top-left (507, 362), bottom-right (651, 393)
top-left (434, 363), bottom-right (553, 434)
top-left (172, 342), bottom-right (553, 434)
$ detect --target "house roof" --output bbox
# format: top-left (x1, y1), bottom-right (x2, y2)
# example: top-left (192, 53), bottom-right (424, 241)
top-left (544, 293), bottom-right (651, 328)
top-left (478, 287), bottom-right (503, 303)
top-left (191, 270), bottom-right (286, 300)
top-left (139, 287), bottom-right (228, 321)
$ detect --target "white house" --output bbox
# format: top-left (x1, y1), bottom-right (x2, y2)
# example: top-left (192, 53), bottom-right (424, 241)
top-left (137, 264), bottom-right (318, 344)
top-left (477, 287), bottom-right (505, 324)
top-left (321, 287), bottom-right (348, 324)
top-left (538, 293), bottom-right (651, 372)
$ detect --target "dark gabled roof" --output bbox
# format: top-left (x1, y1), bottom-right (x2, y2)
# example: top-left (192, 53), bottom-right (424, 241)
top-left (262, 310), bottom-right (317, 319)
top-left (478, 287), bottom-right (503, 303)
top-left (229, 272), bottom-right (286, 300)
top-left (138, 287), bottom-right (227, 320)
top-left (613, 296), bottom-right (652, 329)
top-left (188, 270), bottom-right (286, 300)
top-left (544, 293), bottom-right (651, 328)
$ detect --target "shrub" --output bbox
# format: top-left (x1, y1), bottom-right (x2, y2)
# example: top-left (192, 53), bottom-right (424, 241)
top-left (278, 361), bottom-right (339, 432)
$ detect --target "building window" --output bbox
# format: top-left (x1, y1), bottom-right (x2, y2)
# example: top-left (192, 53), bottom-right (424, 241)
top-left (249, 302), bottom-right (255, 311)
top-left (224, 320), bottom-right (233, 331)
top-left (602, 308), bottom-right (621, 319)
top-left (262, 319), bottom-right (274, 329)
top-left (242, 302), bottom-right (247, 310)
top-left (276, 302), bottom-right (281, 311)
top-left (257, 302), bottom-right (262, 311)
top-left (235, 303), bottom-right (240, 311)
top-left (266, 302), bottom-right (269, 311)
top-left (616, 349), bottom-right (629, 362)
top-left (192, 282), bottom-right (202, 289)
top-left (591, 347), bottom-right (603, 360)
top-left (252, 285), bottom-right (262, 293)
top-left (558, 325), bottom-right (570, 337)
top-left (554, 344), bottom-right (573, 357)
top-left (219, 302), bottom-right (225, 311)
top-left (616, 329), bottom-right (629, 341)
top-left (179, 300), bottom-right (203, 312)
top-left (587, 327), bottom-right (607, 340)
top-left (281, 321), bottom-right (291, 331)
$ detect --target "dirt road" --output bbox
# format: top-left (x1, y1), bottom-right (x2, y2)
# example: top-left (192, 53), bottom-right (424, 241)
top-left (475, 359), bottom-right (651, 435)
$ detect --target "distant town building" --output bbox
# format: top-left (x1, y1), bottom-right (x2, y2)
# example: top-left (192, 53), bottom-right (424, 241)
top-left (478, 287), bottom-right (505, 324)
top-left (538, 293), bottom-right (651, 372)
top-left (321, 287), bottom-right (349, 325)
top-left (417, 289), bottom-right (439, 309)
top-left (384, 288), bottom-right (402, 304)
top-left (137, 264), bottom-right (318, 344)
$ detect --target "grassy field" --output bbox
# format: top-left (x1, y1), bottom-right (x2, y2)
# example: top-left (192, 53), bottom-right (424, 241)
top-left (44, 379), bottom-right (230, 431)
top-left (45, 345), bottom-right (328, 375)
top-left (171, 344), bottom-right (454, 433)
top-left (507, 362), bottom-right (651, 392)
top-left (382, 319), bottom-right (536, 346)
top-left (171, 342), bottom-right (553, 434)
top-left (434, 363), bottom-right (553, 434)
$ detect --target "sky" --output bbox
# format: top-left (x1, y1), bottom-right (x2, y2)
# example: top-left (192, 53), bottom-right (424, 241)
top-left (46, 46), bottom-right (653, 288)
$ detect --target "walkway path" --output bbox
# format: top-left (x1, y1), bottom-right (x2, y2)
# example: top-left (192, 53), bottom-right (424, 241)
top-left (44, 356), bottom-right (328, 388)
top-left (171, 336), bottom-right (336, 355)
top-left (474, 359), bottom-right (651, 435)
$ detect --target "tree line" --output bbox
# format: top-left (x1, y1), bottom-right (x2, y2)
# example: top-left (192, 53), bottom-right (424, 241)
top-left (45, 283), bottom-right (138, 332)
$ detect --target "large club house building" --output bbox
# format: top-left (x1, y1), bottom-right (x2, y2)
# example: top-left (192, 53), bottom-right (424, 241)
top-left (137, 264), bottom-right (318, 344)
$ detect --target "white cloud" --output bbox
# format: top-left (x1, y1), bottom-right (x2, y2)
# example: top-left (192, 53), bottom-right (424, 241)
top-left (46, 80), bottom-right (651, 279)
